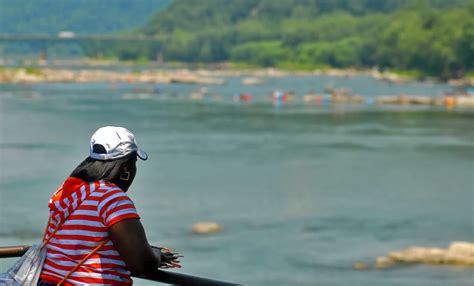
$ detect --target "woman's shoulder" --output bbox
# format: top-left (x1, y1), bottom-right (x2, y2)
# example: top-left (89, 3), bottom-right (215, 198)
top-left (90, 180), bottom-right (131, 201)
top-left (95, 180), bottom-right (126, 193)
top-left (93, 180), bottom-right (140, 225)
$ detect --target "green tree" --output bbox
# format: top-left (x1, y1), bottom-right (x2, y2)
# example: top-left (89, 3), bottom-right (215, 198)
top-left (231, 41), bottom-right (289, 66)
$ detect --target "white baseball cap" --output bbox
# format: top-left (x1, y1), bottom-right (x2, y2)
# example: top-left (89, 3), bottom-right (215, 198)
top-left (89, 126), bottom-right (148, 161)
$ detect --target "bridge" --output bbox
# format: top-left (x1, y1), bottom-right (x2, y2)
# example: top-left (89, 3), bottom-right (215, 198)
top-left (0, 34), bottom-right (165, 43)
top-left (0, 34), bottom-right (166, 61)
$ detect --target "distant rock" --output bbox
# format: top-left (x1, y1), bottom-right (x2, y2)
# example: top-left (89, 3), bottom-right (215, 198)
top-left (375, 256), bottom-right (395, 269)
top-left (375, 241), bottom-right (474, 269)
top-left (169, 75), bottom-right (225, 85)
top-left (456, 96), bottom-right (474, 107)
top-left (353, 261), bottom-right (369, 270)
top-left (241, 77), bottom-right (264, 85)
top-left (192, 222), bottom-right (222, 234)
top-left (371, 70), bottom-right (409, 83)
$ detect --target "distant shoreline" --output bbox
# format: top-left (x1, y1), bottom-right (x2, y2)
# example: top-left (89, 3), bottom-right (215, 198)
top-left (0, 59), bottom-right (473, 86)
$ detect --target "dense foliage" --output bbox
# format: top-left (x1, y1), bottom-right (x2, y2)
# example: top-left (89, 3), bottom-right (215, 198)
top-left (0, 0), bottom-right (170, 34)
top-left (2, 0), bottom-right (472, 78)
top-left (107, 0), bottom-right (472, 78)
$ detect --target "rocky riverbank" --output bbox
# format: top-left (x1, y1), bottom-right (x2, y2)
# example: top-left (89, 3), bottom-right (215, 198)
top-left (0, 68), bottom-right (226, 85)
top-left (1, 65), bottom-right (473, 86)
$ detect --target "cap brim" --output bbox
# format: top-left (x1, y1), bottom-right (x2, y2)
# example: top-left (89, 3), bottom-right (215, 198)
top-left (137, 149), bottom-right (148, 160)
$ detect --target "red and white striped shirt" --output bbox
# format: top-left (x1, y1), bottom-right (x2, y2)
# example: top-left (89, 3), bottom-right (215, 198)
top-left (40, 177), bottom-right (140, 285)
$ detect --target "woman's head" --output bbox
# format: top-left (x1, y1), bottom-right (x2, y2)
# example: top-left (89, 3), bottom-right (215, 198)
top-left (70, 126), bottom-right (147, 191)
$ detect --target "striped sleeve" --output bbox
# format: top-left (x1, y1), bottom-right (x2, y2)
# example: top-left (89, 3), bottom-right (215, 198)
top-left (97, 189), bottom-right (140, 229)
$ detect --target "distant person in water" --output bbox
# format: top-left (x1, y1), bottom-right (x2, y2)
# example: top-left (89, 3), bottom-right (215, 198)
top-left (38, 126), bottom-right (181, 285)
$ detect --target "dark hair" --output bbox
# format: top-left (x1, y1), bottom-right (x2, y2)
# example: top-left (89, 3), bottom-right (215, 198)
top-left (70, 153), bottom-right (137, 191)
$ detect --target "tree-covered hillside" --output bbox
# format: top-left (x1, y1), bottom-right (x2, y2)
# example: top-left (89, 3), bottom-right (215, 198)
top-left (2, 0), bottom-right (472, 79)
top-left (106, 0), bottom-right (472, 79)
top-left (0, 0), bottom-right (170, 34)
top-left (143, 0), bottom-right (468, 35)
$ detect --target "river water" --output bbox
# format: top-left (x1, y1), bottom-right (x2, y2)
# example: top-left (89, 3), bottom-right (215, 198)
top-left (0, 73), bottom-right (473, 285)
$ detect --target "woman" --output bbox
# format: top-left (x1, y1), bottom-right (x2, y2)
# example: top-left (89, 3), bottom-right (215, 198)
top-left (38, 126), bottom-right (180, 285)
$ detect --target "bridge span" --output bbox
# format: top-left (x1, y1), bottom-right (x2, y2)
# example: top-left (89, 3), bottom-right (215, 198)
top-left (0, 34), bottom-right (165, 43)
top-left (0, 34), bottom-right (166, 60)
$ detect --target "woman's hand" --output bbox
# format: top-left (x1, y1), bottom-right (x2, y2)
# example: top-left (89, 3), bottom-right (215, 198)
top-left (152, 246), bottom-right (183, 269)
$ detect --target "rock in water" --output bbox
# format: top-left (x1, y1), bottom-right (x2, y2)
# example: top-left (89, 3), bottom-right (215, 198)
top-left (192, 222), bottom-right (222, 234)
top-left (448, 241), bottom-right (474, 256)
top-left (375, 256), bottom-right (395, 269)
top-left (353, 261), bottom-right (369, 270)
top-left (376, 241), bottom-right (474, 268)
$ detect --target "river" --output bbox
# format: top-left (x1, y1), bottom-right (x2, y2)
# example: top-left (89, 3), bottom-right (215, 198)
top-left (0, 73), bottom-right (473, 285)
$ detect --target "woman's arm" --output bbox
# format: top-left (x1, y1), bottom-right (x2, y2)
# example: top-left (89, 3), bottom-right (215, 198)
top-left (108, 218), bottom-right (160, 276)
